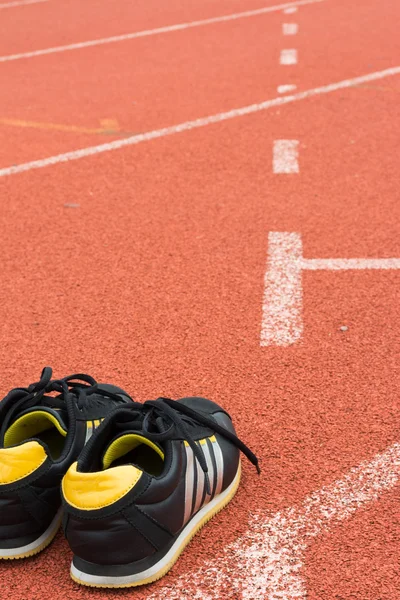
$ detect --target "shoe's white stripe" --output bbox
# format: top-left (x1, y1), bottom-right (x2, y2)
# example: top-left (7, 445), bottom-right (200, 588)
top-left (0, 508), bottom-right (62, 558)
top-left (183, 445), bottom-right (195, 526)
top-left (185, 438), bottom-right (223, 525)
top-left (70, 466), bottom-right (240, 586)
top-left (212, 439), bottom-right (224, 496)
top-left (193, 449), bottom-right (205, 515)
top-left (202, 441), bottom-right (215, 503)
top-left (207, 439), bottom-right (218, 498)
top-left (84, 421), bottom-right (93, 444)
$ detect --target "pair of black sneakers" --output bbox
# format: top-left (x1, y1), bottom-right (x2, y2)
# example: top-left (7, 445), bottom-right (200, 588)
top-left (0, 368), bottom-right (259, 588)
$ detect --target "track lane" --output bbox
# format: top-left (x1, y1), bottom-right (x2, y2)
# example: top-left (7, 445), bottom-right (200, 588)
top-left (0, 0), bottom-right (399, 598)
top-left (1, 0), bottom-right (399, 169)
top-left (306, 493), bottom-right (400, 599)
top-left (0, 0), bottom-right (316, 56)
top-left (0, 69), bottom-right (399, 597)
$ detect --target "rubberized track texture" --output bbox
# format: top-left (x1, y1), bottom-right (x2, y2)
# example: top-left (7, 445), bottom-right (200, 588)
top-left (0, 0), bottom-right (399, 599)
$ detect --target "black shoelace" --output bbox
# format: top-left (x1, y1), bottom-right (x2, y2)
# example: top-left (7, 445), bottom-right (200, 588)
top-left (3, 367), bottom-right (130, 421)
top-left (5, 371), bottom-right (260, 490)
top-left (59, 380), bottom-right (129, 412)
top-left (1, 368), bottom-right (75, 433)
top-left (5, 368), bottom-right (95, 401)
top-left (114, 397), bottom-right (260, 495)
top-left (4, 368), bottom-right (106, 414)
top-left (2, 367), bottom-right (59, 417)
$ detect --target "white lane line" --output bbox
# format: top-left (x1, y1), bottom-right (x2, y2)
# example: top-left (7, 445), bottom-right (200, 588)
top-left (280, 48), bottom-right (298, 64)
top-left (283, 22), bottom-right (298, 34)
top-left (0, 0), bottom-right (46, 6)
top-left (284, 5), bottom-right (298, 12)
top-left (261, 232), bottom-right (400, 347)
top-left (147, 442), bottom-right (400, 600)
top-left (277, 84), bottom-right (297, 93)
top-left (273, 140), bottom-right (299, 173)
top-left (261, 232), bottom-right (303, 346)
top-left (303, 258), bottom-right (400, 269)
top-left (0, 0), bottom-right (325, 63)
top-left (1, 65), bottom-right (400, 179)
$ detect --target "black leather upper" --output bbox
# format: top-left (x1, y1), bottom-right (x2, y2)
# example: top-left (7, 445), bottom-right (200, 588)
top-left (63, 397), bottom-right (241, 567)
top-left (0, 372), bottom-right (132, 549)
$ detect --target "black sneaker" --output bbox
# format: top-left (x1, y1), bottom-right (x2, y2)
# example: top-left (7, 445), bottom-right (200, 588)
top-left (62, 396), bottom-right (259, 588)
top-left (0, 367), bottom-right (132, 559)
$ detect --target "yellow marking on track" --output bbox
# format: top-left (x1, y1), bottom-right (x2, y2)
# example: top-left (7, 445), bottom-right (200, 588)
top-left (0, 117), bottom-right (121, 135)
top-left (100, 118), bottom-right (120, 132)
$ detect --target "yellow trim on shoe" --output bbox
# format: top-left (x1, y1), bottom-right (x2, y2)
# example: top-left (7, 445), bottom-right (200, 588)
top-left (4, 411), bottom-right (67, 447)
top-left (62, 462), bottom-right (142, 510)
top-left (0, 441), bottom-right (47, 485)
top-left (102, 434), bottom-right (164, 469)
top-left (184, 436), bottom-right (213, 447)
top-left (70, 462), bottom-right (241, 588)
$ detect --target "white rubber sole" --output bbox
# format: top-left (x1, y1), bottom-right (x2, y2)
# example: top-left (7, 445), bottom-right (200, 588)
top-left (71, 463), bottom-right (241, 588)
top-left (0, 508), bottom-right (62, 559)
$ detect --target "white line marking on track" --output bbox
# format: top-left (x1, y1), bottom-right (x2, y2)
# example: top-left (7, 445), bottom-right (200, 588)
top-left (303, 258), bottom-right (400, 269)
top-left (277, 84), bottom-right (297, 93)
top-left (284, 5), bottom-right (298, 12)
top-left (261, 232), bottom-right (302, 346)
top-left (146, 442), bottom-right (400, 599)
top-left (280, 48), bottom-right (298, 64)
top-left (261, 232), bottom-right (400, 346)
top-left (1, 65), bottom-right (400, 179)
top-left (283, 22), bottom-right (298, 34)
top-left (0, 0), bottom-right (46, 7)
top-left (273, 140), bottom-right (299, 173)
top-left (0, 0), bottom-right (324, 63)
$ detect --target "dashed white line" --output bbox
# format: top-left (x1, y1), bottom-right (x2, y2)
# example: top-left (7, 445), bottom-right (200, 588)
top-left (261, 232), bottom-right (400, 346)
top-left (284, 5), bottom-right (298, 12)
top-left (277, 84), bottom-right (297, 93)
top-left (0, 0), bottom-right (325, 63)
top-left (280, 48), bottom-right (298, 64)
top-left (1, 65), bottom-right (400, 178)
top-left (273, 140), bottom-right (299, 173)
top-left (0, 0), bottom-right (46, 7)
top-left (146, 442), bottom-right (400, 599)
top-left (283, 22), bottom-right (298, 34)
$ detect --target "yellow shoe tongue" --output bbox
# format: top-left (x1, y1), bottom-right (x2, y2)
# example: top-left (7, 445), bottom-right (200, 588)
top-left (4, 409), bottom-right (67, 448)
top-left (102, 433), bottom-right (164, 469)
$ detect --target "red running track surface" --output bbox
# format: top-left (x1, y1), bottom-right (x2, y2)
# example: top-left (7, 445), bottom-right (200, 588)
top-left (0, 0), bottom-right (399, 598)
